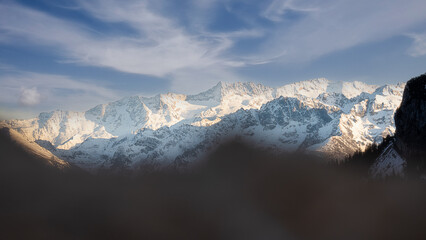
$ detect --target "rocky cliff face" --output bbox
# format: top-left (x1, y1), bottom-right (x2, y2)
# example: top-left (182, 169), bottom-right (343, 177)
top-left (394, 74), bottom-right (426, 164)
top-left (371, 74), bottom-right (426, 178)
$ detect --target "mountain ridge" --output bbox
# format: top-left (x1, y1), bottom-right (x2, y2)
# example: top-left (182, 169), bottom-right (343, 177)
top-left (0, 127), bottom-right (71, 170)
top-left (1, 78), bottom-right (405, 169)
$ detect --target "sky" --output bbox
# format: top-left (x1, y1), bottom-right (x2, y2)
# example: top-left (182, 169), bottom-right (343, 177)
top-left (1, 0), bottom-right (426, 119)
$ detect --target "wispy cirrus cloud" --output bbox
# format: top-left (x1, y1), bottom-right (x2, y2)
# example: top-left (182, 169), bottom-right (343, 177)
top-left (256, 0), bottom-right (426, 64)
top-left (0, 1), bottom-right (259, 79)
top-left (1, 0), bottom-right (426, 102)
top-left (0, 70), bottom-right (119, 111)
top-left (2, 0), bottom-right (425, 81)
top-left (261, 0), bottom-right (320, 22)
top-left (406, 33), bottom-right (426, 57)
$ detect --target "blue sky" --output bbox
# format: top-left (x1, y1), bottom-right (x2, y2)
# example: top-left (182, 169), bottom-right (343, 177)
top-left (1, 0), bottom-right (426, 119)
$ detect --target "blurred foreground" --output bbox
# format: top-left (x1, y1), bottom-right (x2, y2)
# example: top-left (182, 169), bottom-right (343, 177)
top-left (1, 134), bottom-right (426, 240)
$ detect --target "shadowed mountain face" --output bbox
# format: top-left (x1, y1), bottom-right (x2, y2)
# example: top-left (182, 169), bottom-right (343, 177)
top-left (2, 138), bottom-right (426, 239)
top-left (395, 74), bottom-right (426, 163)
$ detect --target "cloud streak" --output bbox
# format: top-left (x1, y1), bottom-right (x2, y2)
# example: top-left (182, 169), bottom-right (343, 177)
top-left (0, 0), bottom-right (426, 100)
top-left (2, 0), bottom-right (425, 77)
top-left (261, 0), bottom-right (320, 22)
top-left (0, 1), bottom-right (257, 79)
top-left (259, 0), bottom-right (426, 63)
top-left (406, 33), bottom-right (426, 57)
top-left (0, 70), bottom-right (119, 112)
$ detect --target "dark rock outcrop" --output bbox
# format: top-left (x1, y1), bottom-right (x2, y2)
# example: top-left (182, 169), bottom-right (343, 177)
top-left (370, 74), bottom-right (426, 178)
top-left (394, 73), bottom-right (426, 167)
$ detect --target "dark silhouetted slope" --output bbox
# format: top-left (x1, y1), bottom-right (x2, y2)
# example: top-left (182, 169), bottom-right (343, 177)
top-left (394, 74), bottom-right (426, 165)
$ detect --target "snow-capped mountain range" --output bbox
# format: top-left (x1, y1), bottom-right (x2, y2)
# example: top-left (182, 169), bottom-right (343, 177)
top-left (1, 78), bottom-right (405, 169)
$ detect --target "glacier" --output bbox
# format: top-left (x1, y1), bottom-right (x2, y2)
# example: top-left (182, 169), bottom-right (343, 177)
top-left (0, 78), bottom-right (405, 170)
